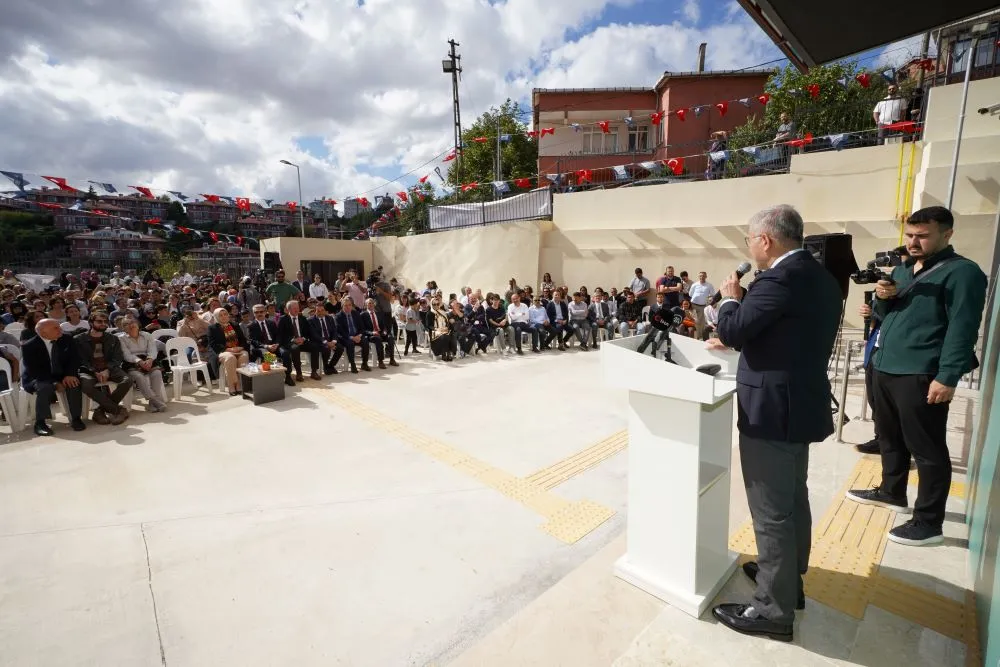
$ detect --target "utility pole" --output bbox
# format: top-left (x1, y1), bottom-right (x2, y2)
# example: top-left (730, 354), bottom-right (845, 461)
top-left (442, 39), bottom-right (463, 191)
top-left (495, 113), bottom-right (502, 199)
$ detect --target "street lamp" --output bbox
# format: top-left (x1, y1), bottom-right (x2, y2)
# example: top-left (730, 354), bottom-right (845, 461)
top-left (279, 159), bottom-right (306, 238)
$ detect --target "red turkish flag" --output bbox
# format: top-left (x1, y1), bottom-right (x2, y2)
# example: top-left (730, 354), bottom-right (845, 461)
top-left (201, 194), bottom-right (221, 203)
top-left (42, 176), bottom-right (77, 191)
top-left (473, 136), bottom-right (488, 143)
top-left (287, 201), bottom-right (297, 211)
top-left (419, 175), bottom-right (429, 183)
top-left (806, 84), bottom-right (821, 99)
top-left (757, 93), bottom-right (771, 105)
top-left (513, 178), bottom-right (532, 188)
top-left (443, 152), bottom-right (456, 162)
top-left (209, 231), bottom-right (219, 242)
top-left (715, 101), bottom-right (728, 117)
top-left (146, 218), bottom-right (161, 224)
top-left (460, 182), bottom-right (479, 192)
top-left (236, 197), bottom-right (251, 212)
top-left (650, 111), bottom-right (664, 125)
top-left (358, 197), bottom-right (370, 208)
top-left (178, 226), bottom-right (191, 234)
top-left (540, 127), bottom-right (555, 137)
top-left (575, 169), bottom-right (593, 184)
top-left (526, 130), bottom-right (539, 138)
top-left (598, 120), bottom-right (610, 134)
top-left (396, 191), bottom-right (408, 202)
top-left (236, 236), bottom-right (244, 246)
top-left (674, 109), bottom-right (686, 122)
top-left (38, 202), bottom-right (62, 209)
top-left (130, 185), bottom-right (154, 198)
top-left (666, 157), bottom-right (684, 175)
top-left (856, 73), bottom-right (871, 88)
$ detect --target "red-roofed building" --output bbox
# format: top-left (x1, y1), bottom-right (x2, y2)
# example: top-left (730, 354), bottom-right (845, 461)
top-left (97, 194), bottom-right (170, 220)
top-left (186, 200), bottom-right (238, 224)
top-left (69, 227), bottom-right (165, 262)
top-left (533, 69), bottom-right (773, 183)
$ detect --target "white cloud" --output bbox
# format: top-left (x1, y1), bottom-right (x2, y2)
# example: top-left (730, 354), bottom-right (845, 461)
top-left (0, 0), bottom-right (777, 204)
top-left (875, 34), bottom-right (931, 69)
top-left (681, 0), bottom-right (700, 24)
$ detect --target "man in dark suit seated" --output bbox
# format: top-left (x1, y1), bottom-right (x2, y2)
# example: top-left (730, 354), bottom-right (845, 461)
top-left (544, 290), bottom-right (572, 351)
top-left (309, 303), bottom-right (343, 375)
top-left (21, 318), bottom-right (86, 436)
top-left (360, 297), bottom-right (398, 370)
top-left (709, 204), bottom-right (842, 643)
top-left (334, 296), bottom-right (366, 374)
top-left (247, 304), bottom-right (289, 368)
top-left (277, 300), bottom-right (319, 385)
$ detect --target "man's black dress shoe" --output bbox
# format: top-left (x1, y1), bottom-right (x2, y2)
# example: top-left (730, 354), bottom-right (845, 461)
top-left (712, 603), bottom-right (793, 642)
top-left (742, 561), bottom-right (805, 610)
top-left (284, 376), bottom-right (296, 387)
top-left (855, 439), bottom-right (880, 455)
top-left (71, 419), bottom-right (87, 432)
top-left (34, 421), bottom-right (54, 437)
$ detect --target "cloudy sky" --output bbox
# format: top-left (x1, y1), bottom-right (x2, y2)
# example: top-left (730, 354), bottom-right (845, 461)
top-left (0, 0), bottom-right (923, 208)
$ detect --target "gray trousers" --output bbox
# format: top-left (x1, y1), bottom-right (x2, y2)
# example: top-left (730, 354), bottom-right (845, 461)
top-left (739, 434), bottom-right (811, 624)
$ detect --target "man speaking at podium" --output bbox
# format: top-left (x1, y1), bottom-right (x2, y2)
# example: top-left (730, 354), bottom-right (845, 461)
top-left (709, 205), bottom-right (842, 642)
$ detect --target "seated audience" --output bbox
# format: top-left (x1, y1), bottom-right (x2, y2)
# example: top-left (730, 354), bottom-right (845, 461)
top-left (567, 291), bottom-right (593, 350)
top-left (485, 295), bottom-right (512, 354)
top-left (545, 290), bottom-right (571, 351)
top-left (208, 307), bottom-right (249, 396)
top-left (589, 291), bottom-right (615, 348)
top-left (61, 303), bottom-right (90, 336)
top-left (21, 318), bottom-right (86, 435)
top-left (618, 291), bottom-right (645, 337)
top-left (309, 303), bottom-right (342, 375)
top-left (527, 297), bottom-right (551, 352)
top-left (335, 296), bottom-right (367, 373)
top-left (506, 292), bottom-right (530, 355)
top-left (278, 300), bottom-right (319, 383)
top-left (118, 317), bottom-right (167, 412)
top-left (76, 311), bottom-right (133, 425)
top-left (427, 295), bottom-right (454, 361)
top-left (361, 297), bottom-right (398, 370)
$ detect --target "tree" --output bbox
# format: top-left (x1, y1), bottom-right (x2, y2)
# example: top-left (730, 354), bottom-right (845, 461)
top-left (447, 99), bottom-right (537, 199)
top-left (385, 182), bottom-right (436, 236)
top-left (728, 61), bottom-right (892, 151)
top-left (165, 201), bottom-right (187, 224)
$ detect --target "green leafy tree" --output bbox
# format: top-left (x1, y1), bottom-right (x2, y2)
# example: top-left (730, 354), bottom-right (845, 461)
top-left (447, 99), bottom-right (537, 199)
top-left (384, 182), bottom-right (436, 236)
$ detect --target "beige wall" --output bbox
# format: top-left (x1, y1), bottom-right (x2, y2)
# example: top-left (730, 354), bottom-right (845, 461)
top-left (285, 78), bottom-right (1000, 329)
top-left (259, 237), bottom-right (373, 276)
top-left (372, 221), bottom-right (544, 296)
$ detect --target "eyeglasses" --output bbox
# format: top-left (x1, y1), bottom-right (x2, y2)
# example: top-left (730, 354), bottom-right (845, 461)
top-left (744, 234), bottom-right (763, 246)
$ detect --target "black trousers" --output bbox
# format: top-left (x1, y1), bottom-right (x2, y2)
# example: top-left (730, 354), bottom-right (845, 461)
top-left (317, 342), bottom-right (343, 371)
top-left (864, 361), bottom-right (880, 443)
top-left (25, 380), bottom-right (83, 422)
top-left (740, 434), bottom-right (810, 624)
top-left (341, 337), bottom-right (369, 368)
top-left (404, 330), bottom-right (419, 353)
top-left (873, 370), bottom-right (951, 527)
top-left (365, 333), bottom-right (395, 362)
top-left (281, 342), bottom-right (319, 377)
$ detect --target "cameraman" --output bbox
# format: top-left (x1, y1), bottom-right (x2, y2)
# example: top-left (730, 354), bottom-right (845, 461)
top-left (856, 246), bottom-right (908, 455)
top-left (847, 207), bottom-right (986, 547)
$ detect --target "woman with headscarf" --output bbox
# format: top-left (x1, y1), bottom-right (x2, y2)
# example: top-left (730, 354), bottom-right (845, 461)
top-left (428, 295), bottom-right (454, 361)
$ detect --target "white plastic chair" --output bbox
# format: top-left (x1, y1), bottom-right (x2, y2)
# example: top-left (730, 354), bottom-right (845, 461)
top-left (165, 337), bottom-right (211, 400)
top-left (5, 323), bottom-right (25, 340)
top-left (0, 357), bottom-right (21, 432)
top-left (1, 343), bottom-right (21, 363)
top-left (152, 328), bottom-right (178, 341)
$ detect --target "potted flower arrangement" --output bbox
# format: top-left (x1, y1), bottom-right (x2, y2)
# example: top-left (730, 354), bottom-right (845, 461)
top-left (262, 351), bottom-right (276, 372)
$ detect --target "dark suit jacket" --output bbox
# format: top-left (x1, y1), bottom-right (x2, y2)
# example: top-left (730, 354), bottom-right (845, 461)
top-left (21, 334), bottom-right (82, 389)
top-left (360, 309), bottom-right (390, 337)
top-left (247, 318), bottom-right (280, 351)
top-left (292, 280), bottom-right (308, 294)
top-left (277, 313), bottom-right (313, 348)
top-left (546, 300), bottom-right (569, 323)
top-left (717, 250), bottom-right (842, 443)
top-left (207, 322), bottom-right (249, 356)
top-left (334, 309), bottom-right (364, 342)
top-left (309, 314), bottom-right (338, 344)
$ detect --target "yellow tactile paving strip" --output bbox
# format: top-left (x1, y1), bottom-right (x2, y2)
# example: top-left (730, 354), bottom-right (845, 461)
top-left (729, 455), bottom-right (979, 663)
top-left (525, 430), bottom-right (628, 490)
top-left (311, 388), bottom-right (615, 544)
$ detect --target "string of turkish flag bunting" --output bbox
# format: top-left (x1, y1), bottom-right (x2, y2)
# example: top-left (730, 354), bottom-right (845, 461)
top-left (2, 63), bottom-right (919, 237)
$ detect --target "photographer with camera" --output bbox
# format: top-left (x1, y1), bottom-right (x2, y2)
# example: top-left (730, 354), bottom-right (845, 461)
top-left (855, 246), bottom-right (908, 455)
top-left (847, 207), bottom-right (986, 547)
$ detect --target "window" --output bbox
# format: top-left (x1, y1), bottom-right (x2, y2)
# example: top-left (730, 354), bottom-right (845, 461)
top-left (628, 126), bottom-right (650, 152)
top-left (951, 33), bottom-right (998, 74)
top-left (582, 127), bottom-right (619, 154)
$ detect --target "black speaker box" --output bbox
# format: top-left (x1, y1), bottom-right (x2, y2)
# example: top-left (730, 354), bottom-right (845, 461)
top-left (263, 252), bottom-right (282, 273)
top-left (804, 233), bottom-right (858, 300)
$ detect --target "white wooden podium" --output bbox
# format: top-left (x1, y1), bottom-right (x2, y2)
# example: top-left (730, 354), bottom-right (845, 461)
top-left (602, 333), bottom-right (740, 617)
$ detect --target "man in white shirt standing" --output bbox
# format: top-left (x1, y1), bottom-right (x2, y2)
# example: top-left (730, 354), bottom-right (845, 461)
top-left (687, 271), bottom-right (715, 339)
top-left (506, 292), bottom-right (530, 355)
top-left (873, 84), bottom-right (907, 144)
top-left (309, 274), bottom-right (329, 300)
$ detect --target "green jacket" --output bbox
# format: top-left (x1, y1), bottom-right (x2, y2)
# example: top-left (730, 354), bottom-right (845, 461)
top-left (873, 245), bottom-right (986, 386)
top-left (265, 281), bottom-right (300, 309)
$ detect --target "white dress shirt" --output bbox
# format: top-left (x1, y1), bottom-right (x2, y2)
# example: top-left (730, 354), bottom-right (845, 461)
top-left (507, 302), bottom-right (529, 323)
top-left (309, 282), bottom-right (329, 299)
top-left (688, 281), bottom-right (715, 306)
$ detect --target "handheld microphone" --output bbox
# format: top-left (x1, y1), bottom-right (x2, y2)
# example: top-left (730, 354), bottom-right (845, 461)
top-left (713, 261), bottom-right (752, 302)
